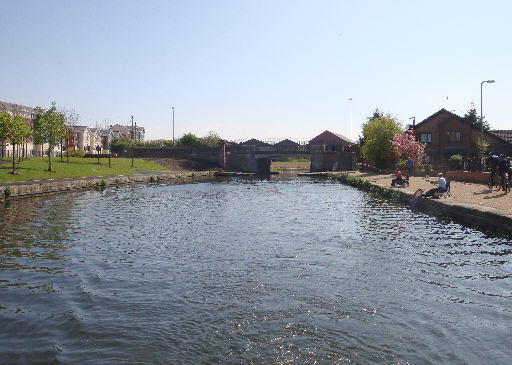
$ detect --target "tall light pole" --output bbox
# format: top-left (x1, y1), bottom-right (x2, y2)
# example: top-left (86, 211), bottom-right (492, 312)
top-left (349, 98), bottom-right (353, 141)
top-left (171, 106), bottom-right (175, 145)
top-left (480, 80), bottom-right (495, 145)
top-left (131, 115), bottom-right (134, 167)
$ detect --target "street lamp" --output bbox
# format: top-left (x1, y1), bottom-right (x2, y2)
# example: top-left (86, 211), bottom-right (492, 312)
top-left (480, 79), bottom-right (495, 145)
top-left (409, 116), bottom-right (415, 129)
top-left (171, 106), bottom-right (175, 145)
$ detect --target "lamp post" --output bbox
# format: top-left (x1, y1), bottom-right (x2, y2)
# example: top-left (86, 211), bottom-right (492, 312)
top-left (171, 106), bottom-right (175, 145)
top-left (131, 115), bottom-right (134, 168)
top-left (348, 98), bottom-right (352, 141)
top-left (409, 116), bottom-right (415, 129)
top-left (480, 80), bottom-right (495, 144)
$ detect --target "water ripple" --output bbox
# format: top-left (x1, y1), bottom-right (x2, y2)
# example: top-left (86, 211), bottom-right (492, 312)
top-left (0, 177), bottom-right (511, 364)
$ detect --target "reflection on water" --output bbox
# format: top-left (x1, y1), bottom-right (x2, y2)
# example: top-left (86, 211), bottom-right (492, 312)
top-left (0, 177), bottom-right (511, 364)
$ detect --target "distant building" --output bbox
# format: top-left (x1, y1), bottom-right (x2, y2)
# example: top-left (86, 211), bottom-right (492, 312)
top-left (0, 100), bottom-right (62, 157)
top-left (491, 130), bottom-right (512, 145)
top-left (239, 138), bottom-right (272, 152)
top-left (70, 126), bottom-right (91, 152)
top-left (309, 130), bottom-right (355, 151)
top-left (109, 123), bottom-right (145, 142)
top-left (274, 138), bottom-right (299, 152)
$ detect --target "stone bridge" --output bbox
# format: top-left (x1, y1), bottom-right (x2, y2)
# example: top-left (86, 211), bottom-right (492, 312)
top-left (224, 144), bottom-right (356, 174)
top-left (129, 142), bottom-right (357, 174)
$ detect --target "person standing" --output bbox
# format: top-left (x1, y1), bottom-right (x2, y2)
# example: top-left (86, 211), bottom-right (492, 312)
top-left (487, 152), bottom-right (499, 189)
top-left (498, 154), bottom-right (509, 191)
top-left (405, 158), bottom-right (413, 177)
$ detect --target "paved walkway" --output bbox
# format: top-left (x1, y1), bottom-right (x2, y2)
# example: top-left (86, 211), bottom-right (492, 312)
top-left (346, 171), bottom-right (511, 215)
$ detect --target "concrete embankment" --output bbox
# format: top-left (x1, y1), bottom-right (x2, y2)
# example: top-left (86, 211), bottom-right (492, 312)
top-left (301, 172), bottom-right (512, 236)
top-left (0, 171), bottom-right (214, 200)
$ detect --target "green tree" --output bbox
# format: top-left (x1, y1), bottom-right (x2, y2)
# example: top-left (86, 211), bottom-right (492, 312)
top-left (110, 136), bottom-right (132, 154)
top-left (178, 133), bottom-right (200, 147)
top-left (463, 102), bottom-right (490, 131)
top-left (360, 110), bottom-right (403, 168)
top-left (33, 102), bottom-right (67, 171)
top-left (200, 131), bottom-right (222, 148)
top-left (0, 112), bottom-right (31, 175)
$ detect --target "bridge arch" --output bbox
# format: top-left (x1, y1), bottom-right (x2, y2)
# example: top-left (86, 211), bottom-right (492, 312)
top-left (254, 154), bottom-right (311, 175)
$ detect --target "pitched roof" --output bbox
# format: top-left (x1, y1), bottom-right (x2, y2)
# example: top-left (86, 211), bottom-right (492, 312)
top-left (412, 108), bottom-right (463, 129)
top-left (414, 108), bottom-right (512, 146)
top-left (274, 138), bottom-right (299, 146)
top-left (309, 130), bottom-right (354, 145)
top-left (240, 138), bottom-right (271, 146)
top-left (71, 125), bottom-right (89, 132)
top-left (491, 130), bottom-right (512, 144)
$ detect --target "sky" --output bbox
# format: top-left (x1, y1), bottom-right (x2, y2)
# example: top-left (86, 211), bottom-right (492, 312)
top-left (1, 0), bottom-right (511, 142)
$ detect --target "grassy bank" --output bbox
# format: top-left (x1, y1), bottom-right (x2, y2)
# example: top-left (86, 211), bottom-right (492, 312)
top-left (0, 157), bottom-right (168, 183)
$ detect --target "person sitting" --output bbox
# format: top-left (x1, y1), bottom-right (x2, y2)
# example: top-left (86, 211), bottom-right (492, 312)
top-left (391, 168), bottom-right (404, 186)
top-left (421, 172), bottom-right (448, 198)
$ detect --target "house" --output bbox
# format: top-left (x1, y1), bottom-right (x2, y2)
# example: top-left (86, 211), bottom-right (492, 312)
top-left (88, 128), bottom-right (103, 152)
top-left (274, 139), bottom-right (299, 152)
top-left (412, 108), bottom-right (512, 165)
top-left (491, 130), bottom-right (512, 144)
top-left (240, 138), bottom-right (272, 151)
top-left (109, 123), bottom-right (145, 142)
top-left (309, 130), bottom-right (355, 152)
top-left (71, 126), bottom-right (91, 152)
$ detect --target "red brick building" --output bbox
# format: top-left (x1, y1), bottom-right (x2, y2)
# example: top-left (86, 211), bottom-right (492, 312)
top-left (309, 130), bottom-right (355, 151)
top-left (412, 108), bottom-right (512, 166)
top-left (274, 138), bottom-right (299, 152)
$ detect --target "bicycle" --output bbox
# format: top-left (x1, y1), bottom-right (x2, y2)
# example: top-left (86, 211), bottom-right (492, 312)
top-left (488, 171), bottom-right (501, 191)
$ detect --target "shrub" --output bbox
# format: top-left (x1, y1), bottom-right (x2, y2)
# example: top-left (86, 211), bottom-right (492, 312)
top-left (2, 187), bottom-right (11, 198)
top-left (448, 154), bottom-right (463, 170)
top-left (66, 149), bottom-right (85, 157)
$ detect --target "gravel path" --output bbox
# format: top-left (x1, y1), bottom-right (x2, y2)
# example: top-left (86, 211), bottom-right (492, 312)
top-left (347, 171), bottom-right (512, 213)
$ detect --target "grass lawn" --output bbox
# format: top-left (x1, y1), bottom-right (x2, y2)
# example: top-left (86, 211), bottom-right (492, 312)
top-left (0, 157), bottom-right (169, 183)
top-left (271, 161), bottom-right (311, 169)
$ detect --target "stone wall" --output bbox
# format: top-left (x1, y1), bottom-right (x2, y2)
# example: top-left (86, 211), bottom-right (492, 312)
top-left (446, 170), bottom-right (489, 184)
top-left (0, 172), bottom-right (212, 199)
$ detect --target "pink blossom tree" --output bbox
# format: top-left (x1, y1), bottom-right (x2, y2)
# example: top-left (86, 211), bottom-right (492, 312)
top-left (392, 129), bottom-right (426, 164)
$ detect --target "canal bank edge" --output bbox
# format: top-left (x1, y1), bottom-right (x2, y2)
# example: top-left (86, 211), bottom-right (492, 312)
top-left (0, 171), bottom-right (215, 199)
top-left (326, 172), bottom-right (512, 236)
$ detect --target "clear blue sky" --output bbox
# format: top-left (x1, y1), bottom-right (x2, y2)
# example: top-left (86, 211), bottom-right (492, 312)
top-left (1, 0), bottom-right (510, 142)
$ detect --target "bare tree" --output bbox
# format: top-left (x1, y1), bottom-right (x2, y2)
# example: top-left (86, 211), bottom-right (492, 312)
top-left (60, 107), bottom-right (81, 163)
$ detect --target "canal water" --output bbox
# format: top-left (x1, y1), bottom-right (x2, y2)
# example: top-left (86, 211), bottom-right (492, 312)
top-left (1, 177), bottom-right (511, 364)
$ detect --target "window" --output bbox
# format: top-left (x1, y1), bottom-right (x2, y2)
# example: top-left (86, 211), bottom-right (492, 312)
top-left (420, 133), bottom-right (432, 143)
top-left (448, 131), bottom-right (461, 142)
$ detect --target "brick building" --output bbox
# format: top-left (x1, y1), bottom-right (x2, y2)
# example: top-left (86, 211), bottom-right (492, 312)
top-left (309, 130), bottom-right (355, 151)
top-left (412, 108), bottom-right (512, 166)
top-left (0, 100), bottom-right (60, 157)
